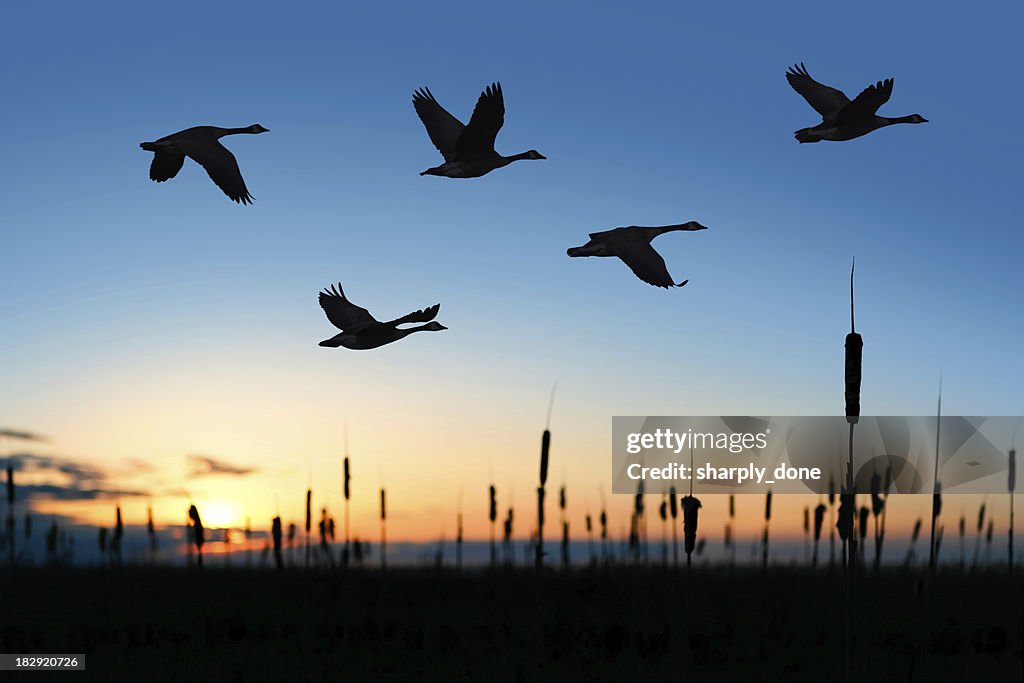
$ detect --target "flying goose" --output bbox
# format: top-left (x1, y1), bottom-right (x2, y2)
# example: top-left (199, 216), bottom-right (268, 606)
top-left (413, 82), bottom-right (545, 178)
top-left (140, 124), bottom-right (269, 203)
top-left (567, 222), bottom-right (708, 288)
top-left (786, 63), bottom-right (927, 143)
top-left (318, 283), bottom-right (447, 350)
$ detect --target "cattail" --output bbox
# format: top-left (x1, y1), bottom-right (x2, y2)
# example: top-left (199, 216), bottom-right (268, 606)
top-left (272, 516), bottom-right (283, 570)
top-left (5, 463), bottom-right (12, 506)
top-left (5, 463), bottom-right (13, 562)
top-left (813, 503), bottom-right (826, 568)
top-left (188, 504), bottom-right (204, 567)
top-left (681, 495), bottom-right (701, 573)
top-left (488, 484), bottom-right (497, 566)
top-left (503, 507), bottom-right (513, 565)
top-left (958, 514), bottom-right (966, 571)
top-left (561, 521), bottom-right (570, 569)
top-left (1009, 449), bottom-right (1016, 576)
top-left (305, 488), bottom-right (312, 569)
top-left (845, 258), bottom-right (862, 421)
top-left (828, 474), bottom-right (836, 568)
top-left (599, 508), bottom-right (607, 562)
top-left (986, 518), bottom-right (994, 564)
top-left (803, 506), bottom-right (810, 565)
top-left (858, 506), bottom-right (869, 564)
top-left (147, 506), bottom-right (157, 554)
top-left (585, 513), bottom-right (594, 564)
top-left (536, 427), bottom-right (550, 569)
top-left (669, 487), bottom-right (679, 566)
top-left (113, 506), bottom-right (124, 564)
top-left (904, 517), bottom-right (923, 568)
top-left (973, 501), bottom-right (986, 569)
top-left (762, 490), bottom-right (772, 570)
top-left (456, 512), bottom-right (463, 570)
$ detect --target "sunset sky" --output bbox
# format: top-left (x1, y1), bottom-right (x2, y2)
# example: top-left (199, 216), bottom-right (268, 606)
top-left (1, 0), bottom-right (1022, 552)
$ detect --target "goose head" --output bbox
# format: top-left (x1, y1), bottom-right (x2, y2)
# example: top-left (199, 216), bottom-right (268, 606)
top-left (522, 150), bottom-right (546, 160)
top-left (423, 322), bottom-right (447, 332)
top-left (906, 114), bottom-right (928, 124)
top-left (683, 221), bottom-right (709, 231)
top-left (247, 124), bottom-right (270, 133)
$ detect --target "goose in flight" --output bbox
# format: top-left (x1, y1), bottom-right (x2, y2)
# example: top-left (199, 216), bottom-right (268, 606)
top-left (567, 222), bottom-right (708, 288)
top-left (413, 82), bottom-right (545, 178)
top-left (140, 124), bottom-right (269, 203)
top-left (786, 63), bottom-right (927, 143)
top-left (318, 283), bottom-right (447, 350)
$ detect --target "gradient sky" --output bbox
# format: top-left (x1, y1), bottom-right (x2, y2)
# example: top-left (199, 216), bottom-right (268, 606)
top-left (1, 1), bottom-right (1022, 545)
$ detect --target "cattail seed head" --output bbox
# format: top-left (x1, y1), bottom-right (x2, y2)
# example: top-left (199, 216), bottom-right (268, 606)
top-left (858, 506), bottom-right (869, 541)
top-left (5, 464), bottom-right (13, 505)
top-left (380, 488), bottom-right (386, 521)
top-left (669, 487), bottom-right (678, 519)
top-left (600, 510), bottom-right (607, 539)
top-left (728, 493), bottom-right (735, 519)
top-left (559, 486), bottom-right (566, 512)
top-left (305, 489), bottom-right (312, 533)
top-left (147, 507), bottom-right (155, 535)
top-left (188, 504), bottom-right (204, 551)
top-left (828, 475), bottom-right (835, 506)
top-left (912, 518), bottom-right (922, 542)
top-left (343, 457), bottom-right (351, 501)
top-left (870, 470), bottom-right (884, 517)
top-left (986, 519), bottom-right (993, 543)
top-left (977, 503), bottom-right (986, 533)
top-left (489, 485), bottom-right (497, 523)
top-left (539, 430), bottom-right (550, 486)
top-left (803, 507), bottom-right (809, 533)
top-left (681, 495), bottom-right (702, 555)
top-left (837, 493), bottom-right (855, 541)
top-left (585, 514), bottom-right (592, 533)
top-left (1007, 448), bottom-right (1015, 491)
top-left (659, 499), bottom-right (667, 521)
top-left (958, 515), bottom-right (965, 538)
top-left (932, 482), bottom-right (942, 520)
top-left (813, 503), bottom-right (826, 541)
top-left (764, 491), bottom-right (772, 522)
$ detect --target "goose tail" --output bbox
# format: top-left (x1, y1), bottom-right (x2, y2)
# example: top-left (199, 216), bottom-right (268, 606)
top-left (675, 280), bottom-right (689, 288)
top-left (140, 142), bottom-right (158, 152)
top-left (794, 129), bottom-right (819, 144)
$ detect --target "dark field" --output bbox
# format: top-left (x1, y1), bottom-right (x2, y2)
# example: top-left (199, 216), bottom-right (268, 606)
top-left (1, 566), bottom-right (1022, 681)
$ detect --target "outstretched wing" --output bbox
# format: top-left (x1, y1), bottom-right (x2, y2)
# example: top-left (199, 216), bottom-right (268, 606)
top-left (837, 78), bottom-right (894, 123)
top-left (455, 82), bottom-right (505, 158)
top-left (384, 303), bottom-right (440, 327)
top-left (786, 63), bottom-right (850, 118)
top-left (614, 243), bottom-right (684, 288)
top-left (413, 88), bottom-right (465, 162)
top-left (180, 140), bottom-right (254, 204)
top-left (318, 283), bottom-right (379, 332)
top-left (149, 151), bottom-right (185, 182)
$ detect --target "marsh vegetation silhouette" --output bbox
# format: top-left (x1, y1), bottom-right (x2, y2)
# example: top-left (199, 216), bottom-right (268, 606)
top-left (317, 283), bottom-right (447, 350)
top-left (140, 124), bottom-right (269, 203)
top-left (413, 82), bottom-right (545, 178)
top-left (567, 222), bottom-right (707, 288)
top-left (786, 63), bottom-right (927, 143)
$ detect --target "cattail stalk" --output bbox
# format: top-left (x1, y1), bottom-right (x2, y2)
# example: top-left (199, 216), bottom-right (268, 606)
top-left (272, 516), bottom-right (283, 570)
top-left (803, 506), bottom-right (810, 566)
top-left (813, 503), bottom-right (826, 568)
top-left (380, 488), bottom-right (387, 570)
top-left (1009, 448), bottom-right (1016, 576)
top-left (972, 500), bottom-right (986, 569)
top-left (682, 495), bottom-right (701, 575)
top-left (903, 518), bottom-right (922, 568)
top-left (489, 485), bottom-right (497, 566)
top-left (305, 489), bottom-right (312, 570)
top-left (536, 385), bottom-right (555, 570)
top-left (762, 490), bottom-right (772, 571)
top-left (343, 455), bottom-right (351, 567)
top-left (669, 486), bottom-right (679, 567)
top-left (929, 378), bottom-right (942, 581)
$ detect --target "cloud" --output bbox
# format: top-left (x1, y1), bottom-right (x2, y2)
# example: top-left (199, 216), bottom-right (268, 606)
top-left (7, 453), bottom-right (105, 485)
top-left (17, 483), bottom-right (148, 501)
top-left (0, 429), bottom-right (48, 442)
top-left (186, 454), bottom-right (257, 478)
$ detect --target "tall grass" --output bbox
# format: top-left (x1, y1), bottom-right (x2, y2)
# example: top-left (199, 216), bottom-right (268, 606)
top-left (559, 486), bottom-right (568, 568)
top-left (903, 518), bottom-right (923, 568)
top-left (305, 488), bottom-right (312, 569)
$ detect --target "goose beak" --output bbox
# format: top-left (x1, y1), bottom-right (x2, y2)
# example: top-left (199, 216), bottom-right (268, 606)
top-left (438, 324), bottom-right (448, 330)
top-left (567, 246), bottom-right (582, 257)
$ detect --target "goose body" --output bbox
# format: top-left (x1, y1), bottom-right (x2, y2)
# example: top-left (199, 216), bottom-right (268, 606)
top-left (413, 82), bottom-right (545, 178)
top-left (140, 124), bottom-right (268, 203)
top-left (568, 222), bottom-right (708, 288)
top-left (786, 64), bottom-right (927, 143)
top-left (317, 283), bottom-right (446, 350)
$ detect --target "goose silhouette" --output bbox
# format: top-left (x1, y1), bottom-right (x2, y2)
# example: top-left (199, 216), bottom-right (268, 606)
top-left (318, 284), bottom-right (447, 350)
top-left (140, 124), bottom-right (269, 203)
top-left (413, 82), bottom-right (545, 178)
top-left (568, 222), bottom-right (708, 288)
top-left (786, 64), bottom-right (927, 143)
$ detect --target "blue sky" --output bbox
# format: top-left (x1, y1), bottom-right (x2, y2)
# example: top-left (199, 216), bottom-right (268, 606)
top-left (1, 1), bottom-right (1021, 536)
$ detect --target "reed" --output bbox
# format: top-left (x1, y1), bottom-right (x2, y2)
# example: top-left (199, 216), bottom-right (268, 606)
top-left (803, 506), bottom-right (810, 565)
top-left (599, 509), bottom-right (607, 563)
top-left (503, 506), bottom-right (513, 565)
top-left (536, 385), bottom-right (555, 570)
top-left (147, 506), bottom-right (157, 561)
top-left (585, 513), bottom-right (594, 564)
top-left (828, 474), bottom-right (836, 569)
top-left (659, 496), bottom-right (668, 565)
top-left (762, 490), bottom-right (772, 571)
top-left (857, 506), bottom-right (869, 565)
top-left (728, 493), bottom-right (735, 566)
top-left (985, 518), bottom-right (994, 564)
top-left (928, 378), bottom-right (943, 581)
top-left (559, 486), bottom-right (568, 568)
top-left (113, 506), bottom-right (124, 565)
top-left (456, 512), bottom-right (464, 570)
top-left (634, 481), bottom-right (645, 564)
top-left (958, 514), bottom-right (966, 572)
top-left (871, 467), bottom-right (891, 572)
